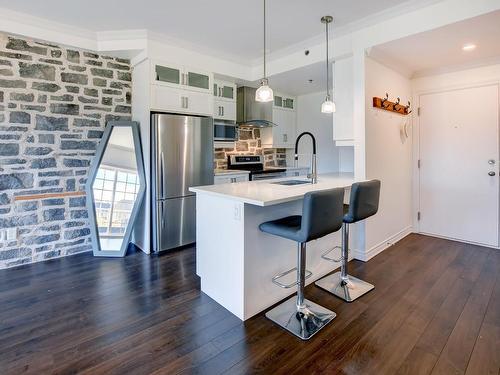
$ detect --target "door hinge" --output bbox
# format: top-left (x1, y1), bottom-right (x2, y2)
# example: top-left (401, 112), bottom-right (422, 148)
top-left (417, 212), bottom-right (421, 221)
top-left (417, 159), bottom-right (421, 168)
top-left (417, 107), bottom-right (421, 116)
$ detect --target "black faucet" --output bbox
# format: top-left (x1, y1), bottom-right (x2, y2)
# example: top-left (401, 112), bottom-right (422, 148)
top-left (294, 132), bottom-right (317, 184)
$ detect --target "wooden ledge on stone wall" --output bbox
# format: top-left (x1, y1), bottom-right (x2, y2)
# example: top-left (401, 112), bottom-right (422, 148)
top-left (14, 191), bottom-right (86, 202)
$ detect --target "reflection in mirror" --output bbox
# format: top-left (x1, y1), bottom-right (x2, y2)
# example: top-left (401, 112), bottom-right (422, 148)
top-left (92, 127), bottom-right (138, 252)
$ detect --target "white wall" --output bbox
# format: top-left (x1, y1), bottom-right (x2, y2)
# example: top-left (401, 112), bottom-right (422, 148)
top-left (291, 91), bottom-right (340, 173)
top-left (412, 63), bottom-right (500, 92)
top-left (361, 57), bottom-right (413, 259)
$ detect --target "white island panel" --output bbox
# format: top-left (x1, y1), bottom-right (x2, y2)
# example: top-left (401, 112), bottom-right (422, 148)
top-left (191, 173), bottom-right (358, 320)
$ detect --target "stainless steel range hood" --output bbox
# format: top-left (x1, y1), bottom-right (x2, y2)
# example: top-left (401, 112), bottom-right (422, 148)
top-left (236, 86), bottom-right (276, 128)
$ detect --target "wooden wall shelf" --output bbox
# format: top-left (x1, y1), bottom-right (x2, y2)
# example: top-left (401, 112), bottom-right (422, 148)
top-left (14, 191), bottom-right (86, 202)
top-left (373, 96), bottom-right (411, 116)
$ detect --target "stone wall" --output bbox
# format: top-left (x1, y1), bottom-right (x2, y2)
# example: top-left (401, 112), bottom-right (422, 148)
top-left (214, 127), bottom-right (287, 169)
top-left (0, 33), bottom-right (131, 269)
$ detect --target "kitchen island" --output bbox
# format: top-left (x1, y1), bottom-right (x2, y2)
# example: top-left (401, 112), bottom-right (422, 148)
top-left (189, 173), bottom-right (357, 320)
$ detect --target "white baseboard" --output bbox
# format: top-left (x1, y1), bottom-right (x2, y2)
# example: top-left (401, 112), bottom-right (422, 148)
top-left (352, 226), bottom-right (413, 262)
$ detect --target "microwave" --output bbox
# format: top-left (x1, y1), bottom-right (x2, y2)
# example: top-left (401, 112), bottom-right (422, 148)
top-left (214, 121), bottom-right (238, 142)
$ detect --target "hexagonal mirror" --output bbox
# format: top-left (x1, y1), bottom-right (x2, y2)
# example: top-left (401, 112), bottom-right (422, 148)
top-left (86, 121), bottom-right (145, 257)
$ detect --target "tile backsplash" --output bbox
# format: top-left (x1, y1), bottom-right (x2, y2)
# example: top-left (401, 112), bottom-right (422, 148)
top-left (214, 126), bottom-right (286, 169)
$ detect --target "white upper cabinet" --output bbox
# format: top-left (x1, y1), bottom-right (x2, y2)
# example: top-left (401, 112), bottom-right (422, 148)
top-left (261, 93), bottom-right (297, 149)
top-left (151, 60), bottom-right (213, 116)
top-left (213, 80), bottom-right (236, 101)
top-left (332, 57), bottom-right (354, 144)
top-left (273, 94), bottom-right (295, 110)
top-left (152, 61), bottom-right (213, 93)
top-left (213, 79), bottom-right (236, 121)
top-left (213, 100), bottom-right (236, 121)
top-left (151, 85), bottom-right (213, 116)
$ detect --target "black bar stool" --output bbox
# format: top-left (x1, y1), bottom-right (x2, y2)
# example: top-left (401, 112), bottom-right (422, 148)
top-left (259, 188), bottom-right (345, 340)
top-left (315, 180), bottom-right (381, 302)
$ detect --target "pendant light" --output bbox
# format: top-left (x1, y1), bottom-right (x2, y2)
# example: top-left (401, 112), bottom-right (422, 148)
top-left (321, 16), bottom-right (336, 113)
top-left (255, 0), bottom-right (274, 102)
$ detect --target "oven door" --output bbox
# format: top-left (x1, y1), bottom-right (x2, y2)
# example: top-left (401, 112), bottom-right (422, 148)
top-left (214, 121), bottom-right (238, 141)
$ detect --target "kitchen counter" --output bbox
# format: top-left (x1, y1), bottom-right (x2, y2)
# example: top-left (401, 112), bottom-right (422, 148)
top-left (190, 172), bottom-right (355, 206)
top-left (214, 169), bottom-right (250, 176)
top-left (190, 173), bottom-right (358, 320)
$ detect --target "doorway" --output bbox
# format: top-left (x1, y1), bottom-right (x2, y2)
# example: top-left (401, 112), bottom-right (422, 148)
top-left (418, 84), bottom-right (499, 247)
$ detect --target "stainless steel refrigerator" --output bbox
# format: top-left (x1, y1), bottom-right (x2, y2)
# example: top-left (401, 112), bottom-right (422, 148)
top-left (151, 113), bottom-right (214, 252)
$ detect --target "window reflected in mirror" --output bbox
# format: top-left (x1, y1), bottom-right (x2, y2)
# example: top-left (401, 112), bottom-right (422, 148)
top-left (91, 127), bottom-right (138, 252)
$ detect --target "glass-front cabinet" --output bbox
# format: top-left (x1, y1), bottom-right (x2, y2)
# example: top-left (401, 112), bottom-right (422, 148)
top-left (153, 61), bottom-right (213, 94)
top-left (213, 79), bottom-right (236, 101)
top-left (273, 93), bottom-right (295, 110)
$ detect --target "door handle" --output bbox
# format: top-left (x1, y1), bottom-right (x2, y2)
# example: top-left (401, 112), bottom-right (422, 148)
top-left (488, 171), bottom-right (496, 176)
top-left (221, 106), bottom-right (224, 116)
top-left (160, 152), bottom-right (165, 198)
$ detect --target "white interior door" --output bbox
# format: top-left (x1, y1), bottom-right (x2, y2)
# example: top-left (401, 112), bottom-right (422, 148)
top-left (419, 84), bottom-right (499, 247)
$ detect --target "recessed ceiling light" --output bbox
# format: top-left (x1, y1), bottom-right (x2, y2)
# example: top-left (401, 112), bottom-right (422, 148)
top-left (462, 43), bottom-right (476, 51)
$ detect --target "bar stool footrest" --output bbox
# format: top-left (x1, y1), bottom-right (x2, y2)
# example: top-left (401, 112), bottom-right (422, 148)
top-left (265, 296), bottom-right (336, 340)
top-left (272, 267), bottom-right (312, 289)
top-left (321, 246), bottom-right (343, 262)
top-left (315, 271), bottom-right (374, 302)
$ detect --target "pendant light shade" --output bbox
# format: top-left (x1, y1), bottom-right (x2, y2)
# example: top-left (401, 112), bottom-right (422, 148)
top-left (321, 16), bottom-right (335, 113)
top-left (321, 95), bottom-right (336, 113)
top-left (256, 0), bottom-right (273, 102)
top-left (256, 78), bottom-right (274, 102)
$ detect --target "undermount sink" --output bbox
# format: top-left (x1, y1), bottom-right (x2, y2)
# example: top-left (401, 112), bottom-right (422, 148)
top-left (272, 180), bottom-right (312, 186)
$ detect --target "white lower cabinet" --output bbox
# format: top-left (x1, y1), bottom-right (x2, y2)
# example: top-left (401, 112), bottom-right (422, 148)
top-left (214, 173), bottom-right (249, 185)
top-left (151, 85), bottom-right (212, 116)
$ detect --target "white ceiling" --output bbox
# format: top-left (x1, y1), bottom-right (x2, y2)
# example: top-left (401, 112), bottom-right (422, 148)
top-left (0, 0), bottom-right (424, 62)
top-left (369, 10), bottom-right (500, 78)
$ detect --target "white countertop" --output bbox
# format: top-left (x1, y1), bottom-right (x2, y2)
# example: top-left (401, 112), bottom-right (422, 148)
top-left (190, 173), bottom-right (356, 206)
top-left (214, 169), bottom-right (250, 176)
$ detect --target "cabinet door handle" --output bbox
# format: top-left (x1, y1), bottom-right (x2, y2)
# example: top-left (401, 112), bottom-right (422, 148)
top-left (231, 177), bottom-right (236, 183)
top-left (221, 106), bottom-right (224, 116)
top-left (283, 134), bottom-right (287, 143)
top-left (185, 96), bottom-right (189, 108)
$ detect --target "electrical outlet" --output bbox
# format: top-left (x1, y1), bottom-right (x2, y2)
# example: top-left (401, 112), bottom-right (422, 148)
top-left (233, 204), bottom-right (241, 221)
top-left (6, 227), bottom-right (17, 241)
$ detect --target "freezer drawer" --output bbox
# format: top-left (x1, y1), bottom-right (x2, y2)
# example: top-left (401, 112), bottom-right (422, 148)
top-left (155, 196), bottom-right (196, 251)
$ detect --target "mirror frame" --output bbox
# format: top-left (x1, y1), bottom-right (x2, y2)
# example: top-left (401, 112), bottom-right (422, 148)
top-left (85, 121), bottom-right (146, 257)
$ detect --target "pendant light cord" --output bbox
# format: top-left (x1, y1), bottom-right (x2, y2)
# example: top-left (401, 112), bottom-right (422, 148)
top-left (263, 0), bottom-right (266, 79)
top-left (325, 20), bottom-right (329, 97)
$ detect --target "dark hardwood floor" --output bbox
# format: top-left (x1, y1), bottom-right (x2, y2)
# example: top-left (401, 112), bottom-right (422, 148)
top-left (0, 234), bottom-right (498, 374)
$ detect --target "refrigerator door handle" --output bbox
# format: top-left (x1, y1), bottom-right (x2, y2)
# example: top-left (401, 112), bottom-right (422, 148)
top-left (160, 151), bottom-right (165, 198)
top-left (160, 201), bottom-right (165, 229)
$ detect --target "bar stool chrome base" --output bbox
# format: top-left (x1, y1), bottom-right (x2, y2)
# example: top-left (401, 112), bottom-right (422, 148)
top-left (315, 272), bottom-right (374, 302)
top-left (265, 296), bottom-right (336, 340)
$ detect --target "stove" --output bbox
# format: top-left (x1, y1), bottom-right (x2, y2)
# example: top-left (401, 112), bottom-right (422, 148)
top-left (227, 155), bottom-right (286, 181)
